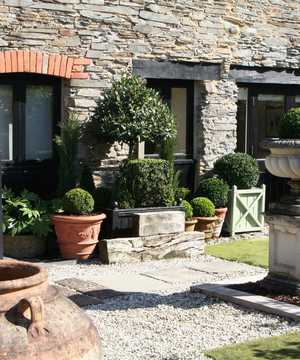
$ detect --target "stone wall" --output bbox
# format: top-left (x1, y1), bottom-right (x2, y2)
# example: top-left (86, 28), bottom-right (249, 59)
top-left (0, 0), bottom-right (300, 185)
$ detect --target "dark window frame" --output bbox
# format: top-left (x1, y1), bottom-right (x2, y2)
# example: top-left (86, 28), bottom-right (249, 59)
top-left (0, 73), bottom-right (61, 164)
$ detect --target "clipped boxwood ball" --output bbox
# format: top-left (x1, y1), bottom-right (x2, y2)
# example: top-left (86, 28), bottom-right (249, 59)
top-left (62, 188), bottom-right (94, 215)
top-left (213, 153), bottom-right (259, 189)
top-left (279, 108), bottom-right (300, 139)
top-left (196, 177), bottom-right (229, 208)
top-left (191, 197), bottom-right (215, 217)
top-left (182, 200), bottom-right (193, 220)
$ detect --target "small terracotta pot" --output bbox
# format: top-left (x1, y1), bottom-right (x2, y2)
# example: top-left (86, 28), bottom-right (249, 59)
top-left (193, 216), bottom-right (218, 240)
top-left (185, 219), bottom-right (198, 232)
top-left (214, 207), bottom-right (228, 238)
top-left (52, 213), bottom-right (106, 260)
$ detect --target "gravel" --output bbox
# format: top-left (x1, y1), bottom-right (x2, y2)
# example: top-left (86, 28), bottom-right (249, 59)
top-left (46, 256), bottom-right (300, 360)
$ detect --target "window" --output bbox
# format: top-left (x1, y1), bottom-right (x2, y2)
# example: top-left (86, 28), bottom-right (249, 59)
top-left (236, 84), bottom-right (300, 159)
top-left (145, 79), bottom-right (194, 158)
top-left (0, 74), bottom-right (60, 163)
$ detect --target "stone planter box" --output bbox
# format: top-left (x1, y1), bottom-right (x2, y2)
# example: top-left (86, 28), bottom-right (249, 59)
top-left (102, 206), bottom-right (184, 238)
top-left (4, 235), bottom-right (47, 259)
top-left (223, 185), bottom-right (266, 236)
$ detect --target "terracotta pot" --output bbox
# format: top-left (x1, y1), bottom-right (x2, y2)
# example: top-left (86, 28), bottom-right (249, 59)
top-left (214, 207), bottom-right (228, 238)
top-left (0, 259), bottom-right (102, 359)
top-left (193, 216), bottom-right (218, 240)
top-left (4, 235), bottom-right (47, 259)
top-left (52, 213), bottom-right (106, 260)
top-left (185, 219), bottom-right (197, 232)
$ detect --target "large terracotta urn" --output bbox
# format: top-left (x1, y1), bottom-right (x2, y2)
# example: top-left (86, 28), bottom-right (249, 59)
top-left (0, 259), bottom-right (103, 359)
top-left (52, 213), bottom-right (106, 260)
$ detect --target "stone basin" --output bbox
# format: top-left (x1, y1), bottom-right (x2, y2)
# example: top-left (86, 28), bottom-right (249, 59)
top-left (261, 138), bottom-right (300, 180)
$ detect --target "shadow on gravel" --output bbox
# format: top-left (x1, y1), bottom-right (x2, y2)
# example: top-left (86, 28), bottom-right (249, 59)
top-left (83, 290), bottom-right (220, 312)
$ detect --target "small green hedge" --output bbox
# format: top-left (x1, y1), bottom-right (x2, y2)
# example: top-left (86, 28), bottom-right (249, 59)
top-left (115, 159), bottom-right (175, 209)
top-left (213, 153), bottom-right (259, 189)
top-left (191, 197), bottom-right (215, 217)
top-left (279, 107), bottom-right (300, 139)
top-left (62, 188), bottom-right (94, 215)
top-left (196, 177), bottom-right (229, 208)
top-left (182, 200), bottom-right (193, 220)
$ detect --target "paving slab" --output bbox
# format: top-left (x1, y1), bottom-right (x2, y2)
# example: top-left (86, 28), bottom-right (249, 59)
top-left (192, 283), bottom-right (300, 321)
top-left (55, 284), bottom-right (102, 307)
top-left (186, 261), bottom-right (249, 274)
top-left (56, 278), bottom-right (127, 299)
top-left (141, 267), bottom-right (209, 284)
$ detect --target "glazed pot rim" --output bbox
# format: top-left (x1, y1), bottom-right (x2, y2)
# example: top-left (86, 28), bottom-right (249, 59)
top-left (52, 213), bottom-right (106, 222)
top-left (0, 260), bottom-right (47, 291)
top-left (261, 138), bottom-right (300, 149)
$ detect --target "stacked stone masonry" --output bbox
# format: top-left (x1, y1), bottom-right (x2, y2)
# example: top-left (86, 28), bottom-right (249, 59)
top-left (1, 0), bottom-right (300, 184)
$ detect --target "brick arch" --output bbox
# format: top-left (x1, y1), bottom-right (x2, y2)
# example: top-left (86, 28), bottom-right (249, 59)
top-left (0, 50), bottom-right (92, 79)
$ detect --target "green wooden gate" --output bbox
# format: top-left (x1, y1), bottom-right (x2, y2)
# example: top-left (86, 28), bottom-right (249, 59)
top-left (224, 185), bottom-right (266, 236)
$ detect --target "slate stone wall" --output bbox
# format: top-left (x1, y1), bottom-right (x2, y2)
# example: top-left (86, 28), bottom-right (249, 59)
top-left (1, 0), bottom-right (299, 186)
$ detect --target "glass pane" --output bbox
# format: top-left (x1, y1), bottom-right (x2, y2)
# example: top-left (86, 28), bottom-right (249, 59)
top-left (25, 85), bottom-right (53, 160)
top-left (171, 87), bottom-right (187, 154)
top-left (255, 94), bottom-right (284, 158)
top-left (236, 88), bottom-right (248, 153)
top-left (0, 85), bottom-right (13, 161)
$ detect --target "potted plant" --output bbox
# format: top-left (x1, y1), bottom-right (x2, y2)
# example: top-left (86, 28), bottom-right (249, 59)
top-left (196, 177), bottom-right (229, 237)
top-left (182, 200), bottom-right (197, 231)
top-left (213, 152), bottom-right (265, 236)
top-left (52, 188), bottom-right (106, 260)
top-left (2, 188), bottom-right (52, 259)
top-left (190, 197), bottom-right (218, 240)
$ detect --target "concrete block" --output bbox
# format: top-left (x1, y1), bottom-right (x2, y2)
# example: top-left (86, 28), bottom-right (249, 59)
top-left (132, 211), bottom-right (185, 237)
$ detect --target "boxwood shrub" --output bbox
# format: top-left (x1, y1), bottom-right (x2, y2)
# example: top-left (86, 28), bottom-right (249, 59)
top-left (279, 107), bottom-right (300, 139)
top-left (62, 188), bottom-right (94, 215)
top-left (191, 197), bottom-right (215, 217)
top-left (115, 159), bottom-right (175, 209)
top-left (213, 153), bottom-right (259, 189)
top-left (196, 177), bottom-right (229, 208)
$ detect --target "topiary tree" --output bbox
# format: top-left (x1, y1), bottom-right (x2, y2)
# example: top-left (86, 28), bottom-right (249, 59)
top-left (86, 74), bottom-right (177, 159)
top-left (213, 153), bottom-right (259, 189)
top-left (62, 188), bottom-right (94, 215)
top-left (191, 197), bottom-right (215, 217)
top-left (279, 107), bottom-right (300, 139)
top-left (196, 177), bottom-right (229, 208)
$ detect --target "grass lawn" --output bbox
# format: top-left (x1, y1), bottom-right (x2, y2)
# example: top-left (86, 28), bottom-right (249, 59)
top-left (205, 238), bottom-right (268, 268)
top-left (206, 332), bottom-right (300, 360)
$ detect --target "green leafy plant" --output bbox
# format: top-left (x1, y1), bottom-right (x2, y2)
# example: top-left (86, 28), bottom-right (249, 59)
top-left (196, 177), bottom-right (229, 208)
top-left (85, 74), bottom-right (177, 158)
top-left (2, 188), bottom-right (54, 237)
top-left (213, 153), bottom-right (259, 189)
top-left (80, 164), bottom-right (96, 196)
top-left (94, 186), bottom-right (112, 211)
top-left (182, 200), bottom-right (193, 221)
top-left (115, 159), bottom-right (175, 209)
top-left (54, 113), bottom-right (81, 196)
top-left (62, 188), bottom-right (94, 215)
top-left (279, 107), bottom-right (300, 139)
top-left (175, 187), bottom-right (191, 203)
top-left (191, 197), bottom-right (215, 217)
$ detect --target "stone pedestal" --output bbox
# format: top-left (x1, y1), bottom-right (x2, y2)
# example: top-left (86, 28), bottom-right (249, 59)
top-left (267, 214), bottom-right (300, 294)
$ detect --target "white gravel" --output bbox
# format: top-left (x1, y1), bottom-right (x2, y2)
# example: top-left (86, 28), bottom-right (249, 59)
top-left (46, 256), bottom-right (300, 360)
